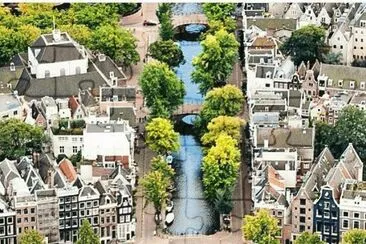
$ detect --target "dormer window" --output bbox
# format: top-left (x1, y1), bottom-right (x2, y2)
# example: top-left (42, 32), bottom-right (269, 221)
top-left (338, 80), bottom-right (343, 87)
top-left (361, 20), bottom-right (366, 28)
top-left (10, 62), bottom-right (15, 71)
top-left (109, 72), bottom-right (114, 78)
top-left (328, 79), bottom-right (333, 86)
top-left (350, 81), bottom-right (355, 89)
top-left (266, 71), bottom-right (272, 78)
top-left (360, 82), bottom-right (365, 89)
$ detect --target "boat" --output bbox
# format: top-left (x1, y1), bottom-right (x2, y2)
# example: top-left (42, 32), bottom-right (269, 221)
top-left (166, 200), bottom-right (174, 213)
top-left (165, 212), bottom-right (175, 226)
top-left (166, 155), bottom-right (173, 164)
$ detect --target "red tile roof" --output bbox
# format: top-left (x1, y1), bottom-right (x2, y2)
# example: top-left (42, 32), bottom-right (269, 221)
top-left (59, 158), bottom-right (77, 182)
top-left (68, 96), bottom-right (80, 116)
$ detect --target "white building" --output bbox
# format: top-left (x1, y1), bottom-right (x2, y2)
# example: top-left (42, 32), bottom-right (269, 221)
top-left (51, 131), bottom-right (83, 158)
top-left (0, 93), bottom-right (22, 120)
top-left (83, 121), bottom-right (135, 168)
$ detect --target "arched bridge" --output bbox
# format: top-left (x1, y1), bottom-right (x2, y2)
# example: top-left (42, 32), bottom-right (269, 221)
top-left (172, 13), bottom-right (208, 28)
top-left (172, 104), bottom-right (202, 121)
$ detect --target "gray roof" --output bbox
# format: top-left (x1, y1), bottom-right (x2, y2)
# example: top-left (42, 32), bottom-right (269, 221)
top-left (0, 94), bottom-right (21, 112)
top-left (252, 112), bottom-right (280, 125)
top-left (15, 66), bottom-right (108, 100)
top-left (319, 63), bottom-right (366, 89)
top-left (247, 18), bottom-right (297, 31)
top-left (354, 9), bottom-right (366, 27)
top-left (256, 127), bottom-right (314, 148)
top-left (0, 159), bottom-right (19, 188)
top-left (109, 106), bottom-right (136, 127)
top-left (255, 65), bottom-right (276, 79)
top-left (86, 122), bottom-right (130, 133)
top-left (79, 90), bottom-right (97, 107)
top-left (350, 93), bottom-right (366, 105)
top-left (80, 185), bottom-right (99, 197)
top-left (0, 66), bottom-right (24, 93)
top-left (342, 182), bottom-right (366, 200)
top-left (100, 87), bottom-right (136, 102)
top-left (94, 56), bottom-right (126, 80)
top-left (288, 90), bottom-right (302, 108)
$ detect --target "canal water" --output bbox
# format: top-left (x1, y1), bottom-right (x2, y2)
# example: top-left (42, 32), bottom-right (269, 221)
top-left (168, 4), bottom-right (219, 235)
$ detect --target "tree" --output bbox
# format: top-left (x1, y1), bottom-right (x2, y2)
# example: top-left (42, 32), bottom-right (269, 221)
top-left (148, 40), bottom-right (184, 68)
top-left (18, 3), bottom-right (55, 29)
top-left (213, 188), bottom-right (234, 214)
top-left (19, 229), bottom-right (44, 244)
top-left (159, 12), bottom-right (175, 41)
top-left (192, 29), bottom-right (239, 94)
top-left (151, 155), bottom-right (175, 183)
top-left (201, 116), bottom-right (244, 147)
top-left (242, 209), bottom-right (280, 244)
top-left (76, 219), bottom-right (100, 244)
top-left (145, 118), bottom-right (180, 155)
top-left (342, 229), bottom-right (366, 244)
top-left (139, 61), bottom-right (185, 117)
top-left (202, 134), bottom-right (240, 201)
top-left (156, 3), bottom-right (173, 22)
top-left (280, 25), bottom-right (327, 66)
top-left (141, 171), bottom-right (169, 216)
top-left (0, 119), bottom-right (45, 161)
top-left (113, 3), bottom-right (139, 16)
top-left (202, 3), bottom-right (236, 32)
top-left (59, 24), bottom-right (91, 46)
top-left (322, 52), bottom-right (342, 65)
top-left (295, 232), bottom-right (325, 244)
top-left (197, 85), bottom-right (244, 133)
top-left (315, 106), bottom-right (366, 160)
top-left (89, 24), bottom-right (139, 66)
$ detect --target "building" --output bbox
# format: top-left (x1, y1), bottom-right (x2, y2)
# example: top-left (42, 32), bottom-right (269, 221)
top-left (0, 93), bottom-right (22, 120)
top-left (349, 92), bottom-right (366, 110)
top-left (0, 199), bottom-right (16, 244)
top-left (83, 122), bottom-right (135, 168)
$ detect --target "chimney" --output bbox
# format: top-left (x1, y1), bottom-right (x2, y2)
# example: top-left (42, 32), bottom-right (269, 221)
top-left (10, 62), bottom-right (15, 71)
top-left (98, 54), bottom-right (106, 62)
top-left (52, 29), bottom-right (62, 42)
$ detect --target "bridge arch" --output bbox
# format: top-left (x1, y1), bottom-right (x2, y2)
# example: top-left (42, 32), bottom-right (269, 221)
top-left (172, 13), bottom-right (208, 28)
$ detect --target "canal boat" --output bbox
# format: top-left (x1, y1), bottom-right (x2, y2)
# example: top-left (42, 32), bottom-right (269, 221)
top-left (165, 212), bottom-right (175, 226)
top-left (166, 200), bottom-right (174, 213)
top-left (166, 155), bottom-right (173, 164)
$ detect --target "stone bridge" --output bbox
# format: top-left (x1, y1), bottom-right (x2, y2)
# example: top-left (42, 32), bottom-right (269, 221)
top-left (172, 104), bottom-right (202, 121)
top-left (172, 13), bottom-right (208, 28)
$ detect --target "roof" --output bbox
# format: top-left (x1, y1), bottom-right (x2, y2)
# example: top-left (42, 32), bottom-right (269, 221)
top-left (79, 89), bottom-right (97, 107)
top-left (247, 18), bottom-right (297, 31)
top-left (255, 65), bottom-right (276, 78)
top-left (349, 93), bottom-right (366, 105)
top-left (59, 158), bottom-right (77, 183)
top-left (252, 112), bottom-right (280, 125)
top-left (100, 87), bottom-right (136, 102)
top-left (15, 66), bottom-right (108, 100)
top-left (319, 63), bottom-right (366, 89)
top-left (288, 90), bottom-right (302, 108)
top-left (251, 36), bottom-right (276, 48)
top-left (92, 167), bottom-right (114, 177)
top-left (94, 56), bottom-right (127, 80)
top-left (354, 11), bottom-right (366, 27)
top-left (0, 94), bottom-right (21, 112)
top-left (109, 106), bottom-right (136, 127)
top-left (86, 122), bottom-right (131, 133)
top-left (68, 96), bottom-right (80, 116)
top-left (256, 127), bottom-right (314, 148)
top-left (0, 66), bottom-right (24, 93)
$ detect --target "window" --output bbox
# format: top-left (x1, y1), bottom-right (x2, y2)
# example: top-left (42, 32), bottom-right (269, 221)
top-left (72, 146), bottom-right (77, 154)
top-left (265, 83), bottom-right (270, 88)
top-left (300, 208), bottom-right (306, 214)
top-left (72, 137), bottom-right (77, 142)
top-left (338, 80), bottom-right (343, 87)
top-left (361, 82), bottom-right (365, 89)
top-left (299, 225), bottom-right (305, 232)
top-left (17, 218), bottom-right (21, 223)
top-left (31, 217), bottom-right (35, 222)
top-left (300, 216), bottom-right (306, 223)
top-left (45, 70), bottom-right (50, 78)
top-left (354, 212), bottom-right (360, 218)
top-left (7, 217), bottom-right (12, 224)
top-left (343, 219), bottom-right (349, 228)
top-left (354, 46), bottom-right (357, 49)
top-left (60, 146), bottom-right (65, 153)
top-left (354, 221), bottom-right (360, 229)
top-left (79, 203), bottom-right (85, 209)
top-left (24, 209), bottom-right (28, 214)
top-left (0, 226), bottom-right (4, 235)
top-left (86, 202), bottom-right (92, 208)
top-left (356, 38), bottom-right (358, 42)
top-left (333, 45), bottom-right (337, 49)
top-left (93, 200), bottom-right (98, 207)
top-left (361, 21), bottom-right (366, 28)
top-left (340, 45), bottom-right (343, 49)
top-left (300, 199), bottom-right (306, 205)
top-left (362, 39), bottom-right (364, 42)
top-left (350, 81), bottom-right (355, 89)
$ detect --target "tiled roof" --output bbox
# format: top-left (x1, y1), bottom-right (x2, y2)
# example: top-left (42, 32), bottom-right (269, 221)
top-left (68, 96), bottom-right (80, 116)
top-left (59, 158), bottom-right (77, 183)
top-left (252, 36), bottom-right (276, 48)
top-left (319, 63), bottom-right (366, 89)
top-left (109, 106), bottom-right (137, 127)
top-left (256, 127), bottom-right (314, 148)
top-left (247, 18), bottom-right (297, 31)
top-left (94, 56), bottom-right (127, 80)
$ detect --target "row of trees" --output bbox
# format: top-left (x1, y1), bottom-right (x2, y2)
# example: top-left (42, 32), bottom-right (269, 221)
top-left (0, 3), bottom-right (140, 66)
top-left (141, 118), bottom-right (179, 228)
top-left (20, 219), bottom-right (99, 244)
top-left (242, 209), bottom-right (366, 244)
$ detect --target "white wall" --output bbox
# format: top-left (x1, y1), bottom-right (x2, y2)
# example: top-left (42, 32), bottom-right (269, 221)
top-left (247, 69), bottom-right (274, 99)
top-left (35, 58), bottom-right (88, 79)
top-left (51, 134), bottom-right (83, 157)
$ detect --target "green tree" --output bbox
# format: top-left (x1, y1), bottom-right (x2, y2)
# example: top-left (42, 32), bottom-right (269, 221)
top-left (280, 25), bottom-right (327, 66)
top-left (151, 155), bottom-right (175, 182)
top-left (141, 170), bottom-right (169, 216)
top-left (76, 219), bottom-right (100, 244)
top-left (18, 3), bottom-right (55, 29)
top-left (59, 24), bottom-right (91, 46)
top-left (295, 232), bottom-right (325, 244)
top-left (197, 85), bottom-right (244, 134)
top-left (159, 13), bottom-right (175, 41)
top-left (89, 24), bottom-right (139, 66)
top-left (148, 40), bottom-right (184, 68)
top-left (242, 209), bottom-right (280, 244)
top-left (202, 3), bottom-right (236, 32)
top-left (192, 29), bottom-right (239, 94)
top-left (113, 3), bottom-right (139, 16)
top-left (202, 134), bottom-right (240, 201)
top-left (19, 229), bottom-right (44, 244)
top-left (139, 61), bottom-right (185, 117)
top-left (156, 3), bottom-right (173, 22)
top-left (322, 52), bottom-right (342, 65)
top-left (0, 119), bottom-right (45, 161)
top-left (201, 116), bottom-right (244, 147)
top-left (342, 229), bottom-right (366, 244)
top-left (213, 188), bottom-right (234, 214)
top-left (71, 3), bottom-right (119, 29)
top-left (145, 118), bottom-right (180, 155)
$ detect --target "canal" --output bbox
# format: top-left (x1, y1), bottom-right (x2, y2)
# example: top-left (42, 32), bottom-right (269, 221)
top-left (167, 4), bottom-right (219, 235)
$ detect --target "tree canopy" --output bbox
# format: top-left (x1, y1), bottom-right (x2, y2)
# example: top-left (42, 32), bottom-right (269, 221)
top-left (202, 3), bottom-right (236, 32)
top-left (342, 229), bottom-right (366, 244)
top-left (295, 232), bottom-right (325, 244)
top-left (315, 106), bottom-right (366, 161)
top-left (145, 118), bottom-right (180, 155)
top-left (0, 119), bottom-right (45, 161)
top-left (159, 12), bottom-right (175, 41)
top-left (202, 134), bottom-right (240, 201)
top-left (19, 229), bottom-right (44, 244)
top-left (89, 24), bottom-right (139, 66)
top-left (76, 219), bottom-right (100, 244)
top-left (201, 116), bottom-right (244, 147)
top-left (197, 85), bottom-right (244, 134)
top-left (280, 25), bottom-right (327, 66)
top-left (139, 61), bottom-right (185, 118)
top-left (192, 29), bottom-right (239, 94)
top-left (322, 52), bottom-right (342, 65)
top-left (148, 40), bottom-right (184, 68)
top-left (141, 170), bottom-right (169, 213)
top-left (151, 155), bottom-right (175, 183)
top-left (242, 209), bottom-right (280, 244)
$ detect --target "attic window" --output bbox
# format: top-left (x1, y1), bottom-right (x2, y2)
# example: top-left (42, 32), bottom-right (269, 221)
top-left (266, 71), bottom-right (272, 78)
top-left (360, 82), bottom-right (365, 89)
top-left (10, 62), bottom-right (15, 71)
top-left (350, 81), bottom-right (355, 89)
top-left (338, 80), bottom-right (343, 87)
top-left (361, 21), bottom-right (366, 28)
